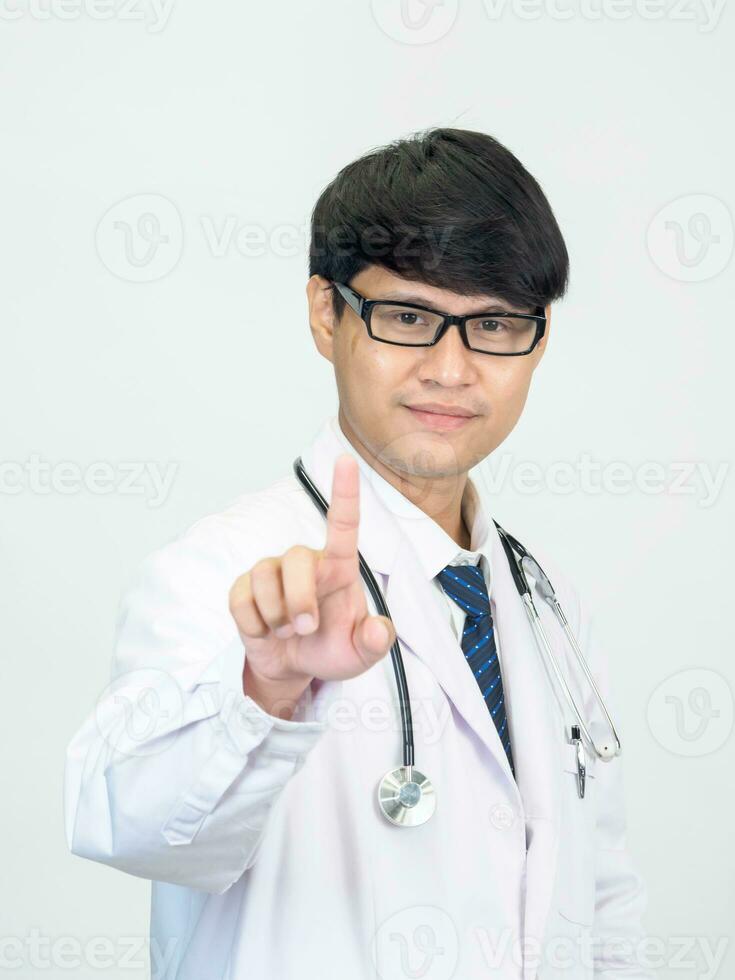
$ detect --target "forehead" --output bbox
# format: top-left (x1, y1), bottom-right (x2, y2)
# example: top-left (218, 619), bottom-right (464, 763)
top-left (351, 266), bottom-right (528, 313)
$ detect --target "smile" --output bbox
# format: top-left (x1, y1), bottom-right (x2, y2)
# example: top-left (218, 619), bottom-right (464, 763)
top-left (405, 406), bottom-right (477, 431)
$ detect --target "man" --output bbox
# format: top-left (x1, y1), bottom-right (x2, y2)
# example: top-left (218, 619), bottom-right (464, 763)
top-left (64, 128), bottom-right (652, 980)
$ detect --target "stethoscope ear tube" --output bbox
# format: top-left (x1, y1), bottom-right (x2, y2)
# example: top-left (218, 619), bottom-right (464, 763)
top-left (494, 519), bottom-right (621, 762)
top-left (549, 600), bottom-right (621, 760)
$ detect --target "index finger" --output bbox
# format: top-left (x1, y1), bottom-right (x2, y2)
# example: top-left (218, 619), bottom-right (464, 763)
top-left (323, 454), bottom-right (360, 562)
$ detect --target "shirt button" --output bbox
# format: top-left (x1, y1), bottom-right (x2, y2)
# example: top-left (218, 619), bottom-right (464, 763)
top-left (489, 802), bottom-right (517, 830)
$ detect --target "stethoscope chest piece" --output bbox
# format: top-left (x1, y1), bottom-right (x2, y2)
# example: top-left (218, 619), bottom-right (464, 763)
top-left (378, 767), bottom-right (436, 827)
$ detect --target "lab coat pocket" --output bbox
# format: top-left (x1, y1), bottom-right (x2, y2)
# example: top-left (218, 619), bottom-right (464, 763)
top-left (555, 741), bottom-right (598, 927)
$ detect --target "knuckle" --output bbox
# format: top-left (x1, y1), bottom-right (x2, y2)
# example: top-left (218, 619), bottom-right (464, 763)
top-left (228, 575), bottom-right (251, 616)
top-left (283, 543), bottom-right (314, 560)
top-left (263, 609), bottom-right (290, 632)
top-left (251, 556), bottom-right (279, 577)
top-left (329, 514), bottom-right (357, 532)
top-left (240, 618), bottom-right (269, 639)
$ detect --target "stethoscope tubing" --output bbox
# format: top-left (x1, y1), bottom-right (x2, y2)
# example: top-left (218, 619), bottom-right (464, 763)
top-left (494, 521), bottom-right (621, 760)
top-left (293, 456), bottom-right (620, 768)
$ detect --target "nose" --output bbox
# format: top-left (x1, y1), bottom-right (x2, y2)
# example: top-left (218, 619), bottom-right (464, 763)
top-left (417, 321), bottom-right (477, 385)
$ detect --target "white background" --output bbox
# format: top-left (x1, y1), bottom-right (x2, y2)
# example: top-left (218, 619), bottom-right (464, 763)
top-left (1, 1), bottom-right (733, 977)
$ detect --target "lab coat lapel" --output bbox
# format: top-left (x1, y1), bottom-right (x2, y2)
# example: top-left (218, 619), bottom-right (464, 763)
top-left (391, 515), bottom-right (565, 975)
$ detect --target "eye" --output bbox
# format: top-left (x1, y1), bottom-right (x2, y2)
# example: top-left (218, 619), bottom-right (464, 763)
top-left (477, 318), bottom-right (507, 333)
top-left (391, 311), bottom-right (427, 326)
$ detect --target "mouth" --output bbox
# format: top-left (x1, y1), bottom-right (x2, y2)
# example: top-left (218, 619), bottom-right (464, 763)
top-left (404, 404), bottom-right (478, 431)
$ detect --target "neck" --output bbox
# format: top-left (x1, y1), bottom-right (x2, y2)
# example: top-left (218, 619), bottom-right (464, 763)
top-left (338, 408), bottom-right (473, 549)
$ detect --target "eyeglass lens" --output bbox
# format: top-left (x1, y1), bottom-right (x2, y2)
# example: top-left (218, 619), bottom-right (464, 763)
top-left (369, 304), bottom-right (538, 354)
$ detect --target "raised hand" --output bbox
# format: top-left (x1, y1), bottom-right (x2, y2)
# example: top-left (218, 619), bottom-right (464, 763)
top-left (229, 454), bottom-right (395, 718)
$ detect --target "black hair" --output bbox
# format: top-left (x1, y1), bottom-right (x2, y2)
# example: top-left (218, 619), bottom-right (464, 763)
top-left (308, 126), bottom-right (569, 319)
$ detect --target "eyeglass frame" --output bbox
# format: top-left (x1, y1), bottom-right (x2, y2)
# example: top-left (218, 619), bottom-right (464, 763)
top-left (330, 280), bottom-right (547, 356)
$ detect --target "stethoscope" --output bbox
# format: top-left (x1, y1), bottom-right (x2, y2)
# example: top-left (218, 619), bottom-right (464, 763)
top-left (293, 457), bottom-right (622, 828)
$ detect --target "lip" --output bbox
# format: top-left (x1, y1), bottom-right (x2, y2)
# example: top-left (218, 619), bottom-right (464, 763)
top-left (405, 404), bottom-right (478, 431)
top-left (406, 402), bottom-right (476, 418)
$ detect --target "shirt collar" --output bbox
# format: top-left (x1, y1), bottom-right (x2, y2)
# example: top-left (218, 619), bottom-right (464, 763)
top-left (329, 415), bottom-right (492, 581)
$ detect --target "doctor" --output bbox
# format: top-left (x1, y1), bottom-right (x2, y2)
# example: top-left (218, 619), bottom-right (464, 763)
top-left (64, 127), bottom-right (652, 980)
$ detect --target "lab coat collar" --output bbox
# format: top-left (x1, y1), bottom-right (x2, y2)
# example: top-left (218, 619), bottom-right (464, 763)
top-left (298, 414), bottom-right (563, 970)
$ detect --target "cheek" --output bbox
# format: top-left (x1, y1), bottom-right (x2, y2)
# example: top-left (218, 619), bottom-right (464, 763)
top-left (342, 333), bottom-right (405, 388)
top-left (485, 363), bottom-right (535, 419)
top-left (333, 339), bottom-right (398, 419)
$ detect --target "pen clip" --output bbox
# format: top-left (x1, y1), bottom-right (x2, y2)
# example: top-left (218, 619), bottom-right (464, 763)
top-left (569, 724), bottom-right (586, 799)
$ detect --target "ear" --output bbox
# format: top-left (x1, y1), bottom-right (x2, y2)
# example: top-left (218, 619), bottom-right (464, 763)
top-left (533, 303), bottom-right (552, 361)
top-left (306, 275), bottom-right (338, 364)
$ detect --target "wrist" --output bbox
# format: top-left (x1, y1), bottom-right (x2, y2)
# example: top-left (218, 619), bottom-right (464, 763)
top-left (243, 660), bottom-right (314, 721)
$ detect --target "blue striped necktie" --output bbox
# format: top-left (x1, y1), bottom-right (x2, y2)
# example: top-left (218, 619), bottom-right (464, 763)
top-left (436, 562), bottom-right (516, 777)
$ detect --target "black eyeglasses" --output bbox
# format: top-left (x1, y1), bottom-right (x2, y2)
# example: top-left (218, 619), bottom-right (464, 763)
top-left (331, 280), bottom-right (546, 356)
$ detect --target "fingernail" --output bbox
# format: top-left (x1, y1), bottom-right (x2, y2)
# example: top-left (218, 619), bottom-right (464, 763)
top-left (294, 613), bottom-right (316, 635)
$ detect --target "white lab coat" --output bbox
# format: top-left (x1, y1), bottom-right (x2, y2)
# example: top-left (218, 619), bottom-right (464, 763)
top-left (64, 415), bottom-right (653, 980)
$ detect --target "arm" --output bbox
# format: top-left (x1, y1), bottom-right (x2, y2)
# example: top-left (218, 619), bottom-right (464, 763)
top-left (63, 517), bottom-right (339, 895)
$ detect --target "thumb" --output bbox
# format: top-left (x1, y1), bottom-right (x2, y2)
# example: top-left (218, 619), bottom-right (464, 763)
top-left (353, 615), bottom-right (396, 667)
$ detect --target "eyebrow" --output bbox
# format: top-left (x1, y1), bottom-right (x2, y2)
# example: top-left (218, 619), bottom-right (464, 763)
top-left (376, 292), bottom-right (528, 314)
